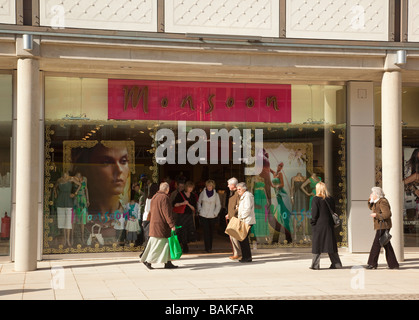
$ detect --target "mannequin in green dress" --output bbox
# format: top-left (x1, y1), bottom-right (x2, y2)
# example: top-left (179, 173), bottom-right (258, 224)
top-left (258, 150), bottom-right (292, 244)
top-left (300, 173), bottom-right (321, 211)
top-left (250, 175), bottom-right (270, 242)
top-left (290, 173), bottom-right (308, 241)
top-left (271, 163), bottom-right (292, 238)
top-left (73, 172), bottom-right (89, 244)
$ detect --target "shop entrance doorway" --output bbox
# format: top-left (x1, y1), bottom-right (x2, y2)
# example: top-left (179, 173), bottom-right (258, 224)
top-left (160, 163), bottom-right (246, 254)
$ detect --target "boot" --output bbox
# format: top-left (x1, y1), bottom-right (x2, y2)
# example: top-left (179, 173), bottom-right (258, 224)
top-left (143, 262), bottom-right (153, 270)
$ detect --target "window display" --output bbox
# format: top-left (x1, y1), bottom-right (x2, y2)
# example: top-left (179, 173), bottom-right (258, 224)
top-left (43, 77), bottom-right (347, 254)
top-left (404, 147), bottom-right (419, 246)
top-left (375, 86), bottom-right (419, 247)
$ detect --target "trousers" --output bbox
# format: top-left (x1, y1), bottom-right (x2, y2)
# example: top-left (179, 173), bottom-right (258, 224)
top-left (200, 216), bottom-right (217, 252)
top-left (229, 235), bottom-right (242, 257)
top-left (311, 252), bottom-right (342, 269)
top-left (239, 228), bottom-right (252, 260)
top-left (367, 229), bottom-right (399, 269)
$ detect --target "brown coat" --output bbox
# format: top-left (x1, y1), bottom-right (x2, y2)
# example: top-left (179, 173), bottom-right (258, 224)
top-left (149, 191), bottom-right (176, 238)
top-left (367, 198), bottom-right (393, 230)
top-left (227, 190), bottom-right (239, 220)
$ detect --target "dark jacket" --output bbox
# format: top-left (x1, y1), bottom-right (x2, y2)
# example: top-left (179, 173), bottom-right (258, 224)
top-left (149, 191), bottom-right (176, 238)
top-left (173, 191), bottom-right (197, 215)
top-left (310, 196), bottom-right (338, 254)
top-left (367, 198), bottom-right (392, 230)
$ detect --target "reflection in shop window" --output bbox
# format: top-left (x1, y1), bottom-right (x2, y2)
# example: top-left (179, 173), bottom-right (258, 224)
top-left (375, 86), bottom-right (419, 247)
top-left (43, 77), bottom-right (347, 253)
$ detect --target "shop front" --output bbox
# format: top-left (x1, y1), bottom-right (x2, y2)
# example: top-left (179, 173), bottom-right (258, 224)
top-left (43, 76), bottom-right (347, 255)
top-left (374, 86), bottom-right (419, 248)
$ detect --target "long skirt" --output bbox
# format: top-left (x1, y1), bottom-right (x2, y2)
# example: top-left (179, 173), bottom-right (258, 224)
top-left (140, 237), bottom-right (171, 264)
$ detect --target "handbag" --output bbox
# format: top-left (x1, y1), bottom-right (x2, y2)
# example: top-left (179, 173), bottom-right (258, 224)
top-left (173, 192), bottom-right (187, 214)
top-left (324, 198), bottom-right (341, 228)
top-left (168, 228), bottom-right (182, 260)
top-left (225, 216), bottom-right (251, 242)
top-left (379, 220), bottom-right (392, 247)
top-left (87, 224), bottom-right (104, 246)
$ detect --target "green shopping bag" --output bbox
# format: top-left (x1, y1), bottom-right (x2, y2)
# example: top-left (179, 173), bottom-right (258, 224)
top-left (168, 228), bottom-right (182, 260)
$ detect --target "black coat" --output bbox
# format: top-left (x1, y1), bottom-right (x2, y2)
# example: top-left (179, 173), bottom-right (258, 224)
top-left (310, 196), bottom-right (338, 254)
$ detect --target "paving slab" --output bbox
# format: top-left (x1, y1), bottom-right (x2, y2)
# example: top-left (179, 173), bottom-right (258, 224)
top-left (0, 249), bottom-right (418, 302)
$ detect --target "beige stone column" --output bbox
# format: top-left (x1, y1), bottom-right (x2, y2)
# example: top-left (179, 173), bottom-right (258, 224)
top-left (14, 58), bottom-right (40, 272)
top-left (323, 88), bottom-right (336, 192)
top-left (381, 61), bottom-right (404, 262)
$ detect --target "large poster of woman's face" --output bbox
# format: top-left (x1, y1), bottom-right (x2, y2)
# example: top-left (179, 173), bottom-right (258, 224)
top-left (52, 140), bottom-right (136, 250)
top-left (404, 147), bottom-right (419, 212)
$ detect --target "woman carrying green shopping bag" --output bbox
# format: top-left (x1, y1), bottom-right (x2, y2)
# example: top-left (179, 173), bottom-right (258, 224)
top-left (140, 182), bottom-right (179, 269)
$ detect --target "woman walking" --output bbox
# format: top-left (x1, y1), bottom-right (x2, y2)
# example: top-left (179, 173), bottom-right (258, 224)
top-left (310, 182), bottom-right (342, 270)
top-left (366, 187), bottom-right (399, 269)
top-left (140, 182), bottom-right (178, 270)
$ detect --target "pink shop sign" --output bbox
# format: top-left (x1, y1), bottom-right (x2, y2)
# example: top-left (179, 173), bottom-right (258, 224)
top-left (108, 79), bottom-right (291, 123)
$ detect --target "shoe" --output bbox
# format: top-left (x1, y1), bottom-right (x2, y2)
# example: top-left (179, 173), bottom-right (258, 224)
top-left (239, 258), bottom-right (252, 263)
top-left (365, 265), bottom-right (377, 270)
top-left (164, 261), bottom-right (178, 269)
top-left (143, 262), bottom-right (153, 270)
top-left (329, 264), bottom-right (343, 269)
top-left (388, 266), bottom-right (399, 270)
top-left (229, 255), bottom-right (241, 260)
top-left (309, 266), bottom-right (320, 270)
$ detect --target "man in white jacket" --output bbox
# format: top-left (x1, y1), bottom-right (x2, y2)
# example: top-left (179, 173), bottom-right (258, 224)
top-left (236, 182), bottom-right (256, 263)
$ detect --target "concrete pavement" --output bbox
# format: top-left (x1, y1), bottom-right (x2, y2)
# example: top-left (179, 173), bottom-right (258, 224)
top-left (0, 248), bottom-right (418, 300)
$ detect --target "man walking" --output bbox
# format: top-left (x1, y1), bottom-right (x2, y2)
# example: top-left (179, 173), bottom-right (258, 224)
top-left (140, 182), bottom-right (178, 269)
top-left (225, 178), bottom-right (241, 260)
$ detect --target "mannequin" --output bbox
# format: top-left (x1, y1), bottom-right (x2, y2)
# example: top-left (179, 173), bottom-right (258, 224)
top-left (54, 172), bottom-right (80, 248)
top-left (300, 173), bottom-right (321, 210)
top-left (73, 172), bottom-right (89, 244)
top-left (125, 199), bottom-right (140, 245)
top-left (290, 172), bottom-right (308, 241)
top-left (258, 150), bottom-right (292, 244)
top-left (300, 173), bottom-right (321, 242)
top-left (271, 162), bottom-right (292, 240)
top-left (250, 175), bottom-right (270, 243)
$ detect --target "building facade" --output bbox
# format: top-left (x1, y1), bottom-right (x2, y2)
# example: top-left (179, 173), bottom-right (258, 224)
top-left (0, 0), bottom-right (418, 271)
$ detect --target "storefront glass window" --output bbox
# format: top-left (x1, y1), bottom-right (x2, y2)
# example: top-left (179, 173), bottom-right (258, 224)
top-left (0, 74), bottom-right (13, 256)
top-left (374, 86), bottom-right (419, 247)
top-left (43, 77), bottom-right (347, 254)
